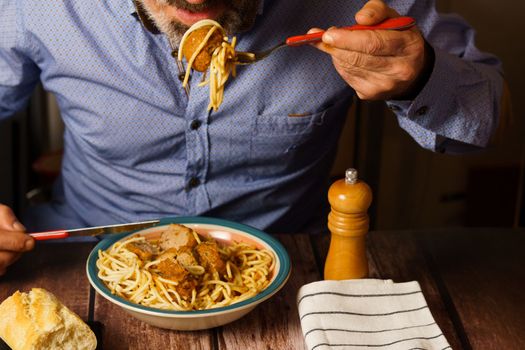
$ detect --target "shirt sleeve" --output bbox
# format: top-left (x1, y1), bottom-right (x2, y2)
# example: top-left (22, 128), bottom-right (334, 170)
top-left (386, 1), bottom-right (504, 154)
top-left (0, 0), bottom-right (40, 120)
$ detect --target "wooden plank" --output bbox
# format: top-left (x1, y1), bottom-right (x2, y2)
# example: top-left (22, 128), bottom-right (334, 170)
top-left (93, 295), bottom-right (213, 349)
top-left (0, 241), bottom-right (94, 320)
top-left (218, 234), bottom-right (320, 350)
top-left (367, 230), bottom-right (464, 349)
top-left (422, 228), bottom-right (525, 350)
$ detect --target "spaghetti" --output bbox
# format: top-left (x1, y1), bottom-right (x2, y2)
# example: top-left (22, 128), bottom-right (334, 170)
top-left (96, 225), bottom-right (275, 311)
top-left (178, 20), bottom-right (241, 111)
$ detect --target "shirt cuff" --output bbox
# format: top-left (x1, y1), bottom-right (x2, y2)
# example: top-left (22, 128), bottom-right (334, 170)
top-left (385, 47), bottom-right (501, 152)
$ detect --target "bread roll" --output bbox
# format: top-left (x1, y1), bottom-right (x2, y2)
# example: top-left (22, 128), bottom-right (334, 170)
top-left (0, 288), bottom-right (97, 350)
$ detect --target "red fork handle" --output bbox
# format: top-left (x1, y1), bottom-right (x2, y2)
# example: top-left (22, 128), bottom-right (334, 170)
top-left (30, 230), bottom-right (69, 241)
top-left (286, 16), bottom-right (416, 46)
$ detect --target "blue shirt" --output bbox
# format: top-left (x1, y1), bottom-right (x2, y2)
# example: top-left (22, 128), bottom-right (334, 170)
top-left (0, 0), bottom-right (503, 232)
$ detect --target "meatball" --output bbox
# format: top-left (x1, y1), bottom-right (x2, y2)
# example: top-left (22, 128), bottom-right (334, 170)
top-left (157, 247), bottom-right (178, 261)
top-left (126, 240), bottom-right (159, 261)
top-left (156, 257), bottom-right (197, 300)
top-left (194, 241), bottom-right (226, 276)
top-left (157, 257), bottom-right (188, 282)
top-left (159, 224), bottom-right (198, 251)
top-left (176, 246), bottom-right (199, 267)
top-left (182, 25), bottom-right (224, 72)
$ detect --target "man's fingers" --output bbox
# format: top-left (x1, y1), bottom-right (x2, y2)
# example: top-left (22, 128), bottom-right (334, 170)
top-left (323, 29), bottom-right (408, 56)
top-left (355, 0), bottom-right (400, 25)
top-left (0, 230), bottom-right (34, 252)
top-left (0, 204), bottom-right (26, 232)
top-left (307, 27), bottom-right (323, 34)
top-left (0, 224), bottom-right (32, 276)
top-left (0, 251), bottom-right (22, 267)
top-left (0, 251), bottom-right (22, 276)
top-left (330, 49), bottom-right (392, 73)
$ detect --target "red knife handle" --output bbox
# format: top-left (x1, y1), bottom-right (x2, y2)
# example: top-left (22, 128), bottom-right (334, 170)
top-left (30, 230), bottom-right (69, 241)
top-left (285, 16), bottom-right (416, 46)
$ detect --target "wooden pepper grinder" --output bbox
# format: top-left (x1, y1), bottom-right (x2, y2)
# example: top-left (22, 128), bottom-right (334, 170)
top-left (324, 168), bottom-right (373, 280)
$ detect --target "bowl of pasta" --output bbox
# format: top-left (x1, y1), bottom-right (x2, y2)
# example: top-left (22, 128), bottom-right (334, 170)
top-left (86, 216), bottom-right (291, 331)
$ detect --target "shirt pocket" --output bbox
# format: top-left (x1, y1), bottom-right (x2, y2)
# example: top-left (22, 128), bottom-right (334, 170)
top-left (248, 101), bottom-right (347, 179)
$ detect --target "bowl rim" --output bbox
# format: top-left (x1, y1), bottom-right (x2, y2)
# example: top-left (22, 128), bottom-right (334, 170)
top-left (86, 216), bottom-right (291, 317)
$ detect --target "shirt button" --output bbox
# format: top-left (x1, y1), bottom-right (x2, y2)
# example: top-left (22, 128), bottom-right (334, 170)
top-left (190, 120), bottom-right (201, 130)
top-left (415, 106), bottom-right (428, 116)
top-left (188, 177), bottom-right (200, 189)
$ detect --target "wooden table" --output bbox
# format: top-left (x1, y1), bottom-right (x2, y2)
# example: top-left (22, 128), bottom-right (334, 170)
top-left (1, 228), bottom-right (524, 349)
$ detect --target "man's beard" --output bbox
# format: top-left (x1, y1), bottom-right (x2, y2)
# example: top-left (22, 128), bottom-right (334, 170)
top-left (142, 0), bottom-right (261, 49)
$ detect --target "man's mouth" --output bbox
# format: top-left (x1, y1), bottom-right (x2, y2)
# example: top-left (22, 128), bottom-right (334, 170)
top-left (174, 6), bottom-right (224, 25)
top-left (165, 1), bottom-right (226, 26)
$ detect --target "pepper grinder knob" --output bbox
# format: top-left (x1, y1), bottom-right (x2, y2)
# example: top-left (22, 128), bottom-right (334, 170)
top-left (324, 168), bottom-right (373, 280)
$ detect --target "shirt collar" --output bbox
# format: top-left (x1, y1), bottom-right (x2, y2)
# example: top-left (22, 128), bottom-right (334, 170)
top-left (130, 0), bottom-right (265, 34)
top-left (131, 0), bottom-right (161, 34)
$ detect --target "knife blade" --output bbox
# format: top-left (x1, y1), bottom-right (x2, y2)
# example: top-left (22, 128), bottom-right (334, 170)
top-left (29, 220), bottom-right (160, 241)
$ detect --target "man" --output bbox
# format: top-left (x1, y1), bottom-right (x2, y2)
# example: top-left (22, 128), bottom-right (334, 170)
top-left (0, 0), bottom-right (503, 275)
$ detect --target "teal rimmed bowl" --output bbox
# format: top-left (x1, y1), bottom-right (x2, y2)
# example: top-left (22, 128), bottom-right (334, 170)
top-left (86, 216), bottom-right (291, 330)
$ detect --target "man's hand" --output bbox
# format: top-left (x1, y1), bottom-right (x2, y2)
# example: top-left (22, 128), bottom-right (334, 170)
top-left (311, 0), bottom-right (429, 100)
top-left (0, 204), bottom-right (34, 276)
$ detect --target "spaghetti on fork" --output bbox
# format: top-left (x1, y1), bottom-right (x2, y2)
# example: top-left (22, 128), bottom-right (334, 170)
top-left (178, 20), bottom-right (252, 111)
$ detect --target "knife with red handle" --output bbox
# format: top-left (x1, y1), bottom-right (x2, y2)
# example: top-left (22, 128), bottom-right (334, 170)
top-left (29, 220), bottom-right (160, 241)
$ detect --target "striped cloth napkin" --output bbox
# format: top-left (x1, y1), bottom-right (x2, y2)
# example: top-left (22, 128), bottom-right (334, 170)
top-left (297, 279), bottom-right (451, 350)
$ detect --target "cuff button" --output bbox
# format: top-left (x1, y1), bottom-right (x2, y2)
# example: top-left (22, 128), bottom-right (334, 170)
top-left (388, 105), bottom-right (401, 112)
top-left (415, 106), bottom-right (428, 116)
